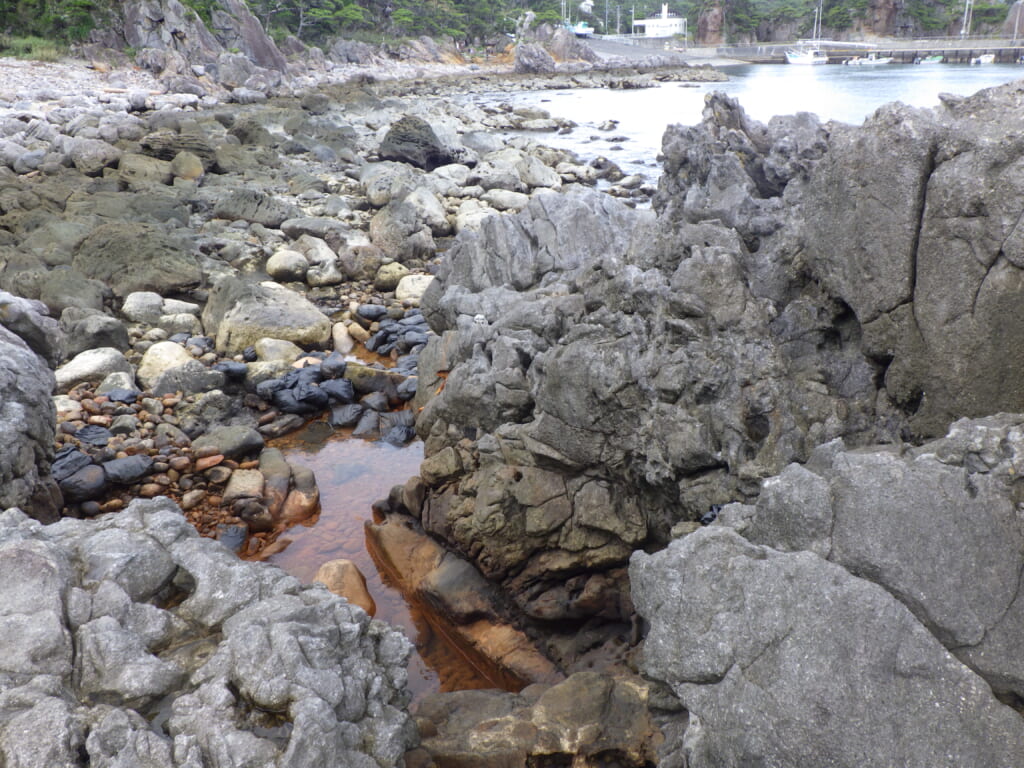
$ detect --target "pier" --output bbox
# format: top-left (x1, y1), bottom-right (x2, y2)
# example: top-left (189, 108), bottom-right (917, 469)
top-left (716, 37), bottom-right (1024, 64)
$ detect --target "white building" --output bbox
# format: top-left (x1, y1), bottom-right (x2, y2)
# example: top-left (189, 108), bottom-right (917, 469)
top-left (633, 4), bottom-right (685, 37)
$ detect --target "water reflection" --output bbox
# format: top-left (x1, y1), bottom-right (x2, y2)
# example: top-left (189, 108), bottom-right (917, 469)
top-left (266, 426), bottom-right (501, 701)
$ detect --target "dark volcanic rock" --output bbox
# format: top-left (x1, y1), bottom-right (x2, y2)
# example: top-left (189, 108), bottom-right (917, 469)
top-left (378, 115), bottom-right (455, 171)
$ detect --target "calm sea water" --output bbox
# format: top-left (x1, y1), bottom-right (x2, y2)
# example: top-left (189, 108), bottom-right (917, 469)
top-left (479, 62), bottom-right (1024, 179)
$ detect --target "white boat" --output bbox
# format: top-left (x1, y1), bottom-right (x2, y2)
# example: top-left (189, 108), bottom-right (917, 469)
top-left (785, 48), bottom-right (828, 65)
top-left (971, 53), bottom-right (995, 65)
top-left (916, 54), bottom-right (944, 64)
top-left (846, 53), bottom-right (894, 66)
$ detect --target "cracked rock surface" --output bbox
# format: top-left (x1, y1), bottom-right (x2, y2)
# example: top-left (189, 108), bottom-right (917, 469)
top-left (0, 496), bottom-right (415, 768)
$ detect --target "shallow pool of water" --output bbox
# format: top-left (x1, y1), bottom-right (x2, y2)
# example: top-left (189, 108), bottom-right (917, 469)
top-left (265, 424), bottom-right (506, 702)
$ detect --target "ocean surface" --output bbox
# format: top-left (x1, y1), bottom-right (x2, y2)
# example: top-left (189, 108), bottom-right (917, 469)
top-left (471, 61), bottom-right (1024, 181)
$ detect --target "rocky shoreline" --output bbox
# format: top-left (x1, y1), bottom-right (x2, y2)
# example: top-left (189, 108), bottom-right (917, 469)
top-left (0, 23), bottom-right (731, 765)
top-left (3, 5), bottom-right (1024, 764)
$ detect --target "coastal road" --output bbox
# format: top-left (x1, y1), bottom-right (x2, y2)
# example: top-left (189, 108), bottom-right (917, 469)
top-left (582, 35), bottom-right (744, 66)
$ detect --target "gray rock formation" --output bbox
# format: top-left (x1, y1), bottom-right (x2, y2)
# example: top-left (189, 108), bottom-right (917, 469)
top-left (378, 116), bottom-right (457, 171)
top-left (514, 43), bottom-right (557, 74)
top-left (413, 182), bottom-right (897, 643)
top-left (411, 81), bottom-right (1024, 662)
top-left (739, 415), bottom-right (1024, 698)
top-left (0, 497), bottom-right (415, 768)
top-left (122, 0), bottom-right (223, 67)
top-left (201, 277), bottom-right (332, 355)
top-left (410, 672), bottom-right (660, 767)
top-left (630, 525), bottom-right (1024, 768)
top-left (209, 0), bottom-right (288, 72)
top-left (656, 85), bottom-right (1024, 436)
top-left (72, 222), bottom-right (201, 299)
top-left (0, 299), bottom-right (60, 522)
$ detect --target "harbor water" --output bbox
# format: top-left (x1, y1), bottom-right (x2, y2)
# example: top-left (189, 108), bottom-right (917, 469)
top-left (471, 62), bottom-right (1024, 182)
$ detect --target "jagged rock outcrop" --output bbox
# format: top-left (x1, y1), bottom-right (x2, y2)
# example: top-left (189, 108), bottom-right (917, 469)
top-left (0, 496), bottom-right (415, 768)
top-left (209, 0), bottom-right (288, 72)
top-left (0, 292), bottom-right (61, 522)
top-left (631, 415), bottom-right (1024, 766)
top-left (514, 43), bottom-right (558, 74)
top-left (412, 130), bottom-right (900, 647)
top-left (411, 80), bottom-right (1024, 671)
top-left (122, 0), bottom-right (223, 67)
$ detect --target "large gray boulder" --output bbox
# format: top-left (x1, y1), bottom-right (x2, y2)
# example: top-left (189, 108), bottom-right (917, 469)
top-left (630, 526), bottom-right (1024, 768)
top-left (0, 497), bottom-right (415, 768)
top-left (514, 43), bottom-right (557, 74)
top-left (742, 415), bottom-right (1024, 697)
top-left (202, 278), bottom-right (332, 355)
top-left (0, 323), bottom-right (59, 522)
top-left (378, 115), bottom-right (456, 171)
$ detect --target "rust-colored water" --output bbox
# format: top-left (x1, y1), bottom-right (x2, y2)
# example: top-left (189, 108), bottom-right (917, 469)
top-left (266, 423), bottom-right (507, 702)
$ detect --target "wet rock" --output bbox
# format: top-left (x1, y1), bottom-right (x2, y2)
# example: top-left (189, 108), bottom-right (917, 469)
top-left (314, 559), bottom-right (376, 616)
top-left (258, 447), bottom-right (291, 518)
top-left (59, 464), bottom-right (107, 502)
top-left (53, 446), bottom-right (93, 484)
top-left (367, 513), bottom-right (560, 686)
top-left (414, 672), bottom-right (659, 768)
top-left (280, 464), bottom-right (319, 524)
top-left (222, 468), bottom-right (264, 506)
top-left (328, 403), bottom-right (364, 428)
top-left (102, 455), bottom-right (154, 485)
top-left (321, 377), bottom-right (355, 403)
top-left (192, 425), bottom-right (264, 461)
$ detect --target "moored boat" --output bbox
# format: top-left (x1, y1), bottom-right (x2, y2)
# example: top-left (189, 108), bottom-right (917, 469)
top-left (971, 53), bottom-right (996, 65)
top-left (846, 53), bottom-right (894, 66)
top-left (916, 54), bottom-right (944, 64)
top-left (785, 47), bottom-right (828, 65)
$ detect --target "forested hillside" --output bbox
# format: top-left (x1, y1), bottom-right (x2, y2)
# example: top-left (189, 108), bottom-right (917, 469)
top-left (0, 0), bottom-right (1014, 48)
